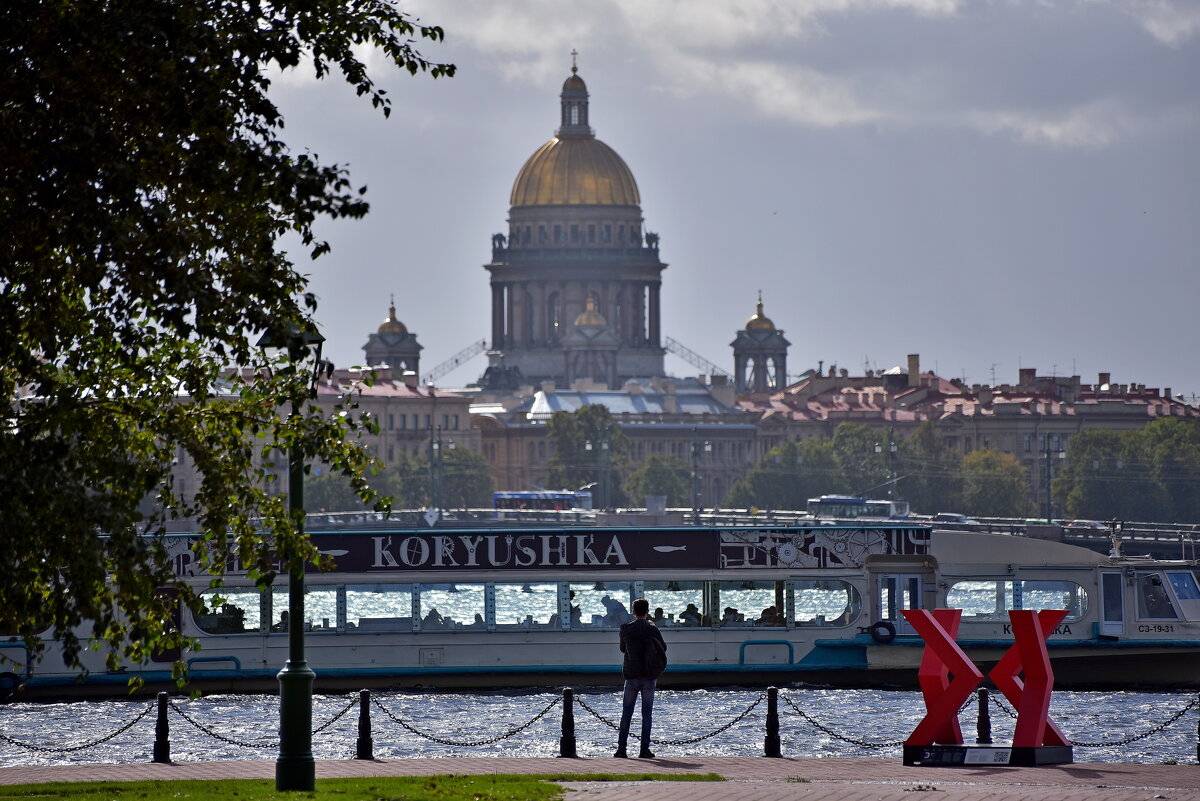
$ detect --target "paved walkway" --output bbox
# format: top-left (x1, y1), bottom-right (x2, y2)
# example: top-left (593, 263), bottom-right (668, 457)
top-left (1, 757), bottom-right (1197, 800)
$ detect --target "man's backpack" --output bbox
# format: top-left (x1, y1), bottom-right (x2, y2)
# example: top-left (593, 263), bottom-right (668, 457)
top-left (644, 635), bottom-right (667, 679)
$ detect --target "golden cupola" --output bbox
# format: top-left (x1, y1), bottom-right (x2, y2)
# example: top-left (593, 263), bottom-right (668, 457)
top-left (377, 297), bottom-right (408, 334)
top-left (745, 295), bottom-right (776, 331)
top-left (509, 66), bottom-right (640, 208)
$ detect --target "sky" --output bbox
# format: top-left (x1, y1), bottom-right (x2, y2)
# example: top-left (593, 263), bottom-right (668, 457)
top-left (269, 0), bottom-right (1200, 401)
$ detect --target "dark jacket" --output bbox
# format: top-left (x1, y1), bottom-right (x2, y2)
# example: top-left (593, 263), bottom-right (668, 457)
top-left (619, 617), bottom-right (667, 679)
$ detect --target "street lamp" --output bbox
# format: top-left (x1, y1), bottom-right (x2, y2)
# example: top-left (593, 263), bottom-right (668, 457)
top-left (256, 321), bottom-right (330, 793)
top-left (691, 429), bottom-right (712, 525)
top-left (1043, 437), bottom-right (1066, 521)
top-left (585, 438), bottom-right (610, 510)
top-left (428, 428), bottom-right (455, 515)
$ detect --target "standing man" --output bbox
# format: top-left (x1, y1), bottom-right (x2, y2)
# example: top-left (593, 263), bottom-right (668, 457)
top-left (615, 597), bottom-right (667, 758)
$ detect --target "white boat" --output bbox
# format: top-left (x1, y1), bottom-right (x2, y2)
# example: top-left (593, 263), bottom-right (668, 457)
top-left (3, 524), bottom-right (1198, 698)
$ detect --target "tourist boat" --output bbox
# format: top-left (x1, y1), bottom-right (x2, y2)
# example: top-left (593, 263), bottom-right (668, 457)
top-left (3, 523), bottom-right (1198, 698)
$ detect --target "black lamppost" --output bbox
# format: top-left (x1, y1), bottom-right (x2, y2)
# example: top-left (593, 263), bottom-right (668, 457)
top-left (257, 322), bottom-right (329, 792)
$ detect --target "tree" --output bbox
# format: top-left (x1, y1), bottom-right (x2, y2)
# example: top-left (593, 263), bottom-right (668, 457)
top-left (897, 421), bottom-right (962, 514)
top-left (544, 405), bottom-right (629, 507)
top-left (961, 450), bottom-right (1034, 518)
top-left (0, 2), bottom-right (452, 679)
top-left (1142, 418), bottom-right (1200, 523)
top-left (830, 423), bottom-right (889, 496)
top-left (624, 455), bottom-right (690, 507)
top-left (437, 448), bottom-right (494, 508)
top-left (1053, 429), bottom-right (1145, 521)
top-left (723, 438), bottom-right (837, 510)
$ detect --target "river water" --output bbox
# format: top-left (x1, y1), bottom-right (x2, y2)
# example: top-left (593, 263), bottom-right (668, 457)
top-left (1, 687), bottom-right (1196, 767)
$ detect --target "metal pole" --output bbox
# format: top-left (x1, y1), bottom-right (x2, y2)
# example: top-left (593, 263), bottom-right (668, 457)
top-left (559, 687), bottom-right (577, 758)
top-left (277, 399), bottom-right (316, 792)
top-left (764, 686), bottom-right (781, 757)
top-left (356, 689), bottom-right (374, 760)
top-left (152, 691), bottom-right (170, 764)
top-left (976, 688), bottom-right (992, 744)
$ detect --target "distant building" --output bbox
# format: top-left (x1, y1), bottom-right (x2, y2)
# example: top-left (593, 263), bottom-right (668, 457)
top-left (481, 64), bottom-right (667, 388)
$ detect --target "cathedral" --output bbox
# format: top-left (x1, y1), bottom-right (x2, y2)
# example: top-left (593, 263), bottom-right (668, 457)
top-left (481, 63), bottom-right (669, 389)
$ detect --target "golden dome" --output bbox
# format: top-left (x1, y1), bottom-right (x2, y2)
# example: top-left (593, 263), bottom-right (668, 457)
top-left (510, 137), bottom-right (640, 207)
top-left (745, 296), bottom-right (775, 330)
top-left (563, 73), bottom-right (586, 93)
top-left (378, 298), bottom-right (407, 335)
top-left (574, 296), bottom-right (608, 327)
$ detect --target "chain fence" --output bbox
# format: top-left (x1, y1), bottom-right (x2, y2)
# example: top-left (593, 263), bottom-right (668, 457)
top-left (985, 693), bottom-right (1200, 749)
top-left (0, 701), bottom-right (155, 754)
top-left (574, 692), bottom-right (766, 746)
top-left (0, 687), bottom-right (1196, 762)
top-left (370, 694), bottom-right (560, 748)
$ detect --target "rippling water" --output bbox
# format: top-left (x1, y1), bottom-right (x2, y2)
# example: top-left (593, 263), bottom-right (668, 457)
top-left (1, 687), bottom-right (1195, 767)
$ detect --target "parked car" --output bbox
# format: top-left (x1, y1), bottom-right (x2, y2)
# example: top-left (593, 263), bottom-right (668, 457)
top-left (932, 512), bottom-right (981, 530)
top-left (1067, 519), bottom-right (1110, 533)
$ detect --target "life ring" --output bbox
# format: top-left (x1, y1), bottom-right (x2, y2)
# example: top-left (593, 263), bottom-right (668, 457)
top-left (867, 621), bottom-right (896, 644)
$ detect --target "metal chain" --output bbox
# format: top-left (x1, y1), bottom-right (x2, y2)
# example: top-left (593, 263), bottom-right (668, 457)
top-left (0, 701), bottom-right (155, 753)
top-left (312, 696), bottom-right (358, 734)
top-left (168, 700), bottom-right (276, 749)
top-left (574, 692), bottom-right (766, 746)
top-left (989, 693), bottom-right (1019, 720)
top-left (780, 691), bottom-right (905, 748)
top-left (1070, 697), bottom-right (1198, 748)
top-left (370, 695), bottom-right (560, 747)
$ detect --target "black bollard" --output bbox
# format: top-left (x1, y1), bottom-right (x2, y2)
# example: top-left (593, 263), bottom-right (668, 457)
top-left (152, 691), bottom-right (170, 764)
top-left (559, 687), bottom-right (577, 758)
top-left (764, 686), bottom-right (782, 758)
top-left (976, 688), bottom-right (992, 744)
top-left (355, 689), bottom-right (374, 760)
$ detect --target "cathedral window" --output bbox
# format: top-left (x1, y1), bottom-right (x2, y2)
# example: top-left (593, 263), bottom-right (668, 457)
top-left (538, 225), bottom-right (547, 244)
top-left (554, 224), bottom-right (564, 243)
top-left (602, 223), bottom-right (611, 243)
top-left (570, 104), bottom-right (579, 125)
top-left (570, 224), bottom-right (580, 243)
top-left (588, 224), bottom-right (595, 243)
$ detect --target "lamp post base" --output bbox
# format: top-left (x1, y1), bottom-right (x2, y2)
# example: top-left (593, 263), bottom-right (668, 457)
top-left (276, 660), bottom-right (316, 791)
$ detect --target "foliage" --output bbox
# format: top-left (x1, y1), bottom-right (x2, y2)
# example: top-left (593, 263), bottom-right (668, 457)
top-left (544, 405), bottom-right (629, 507)
top-left (0, 1), bottom-right (452, 679)
top-left (437, 447), bottom-right (494, 508)
top-left (306, 453), bottom-right (428, 512)
top-left (723, 438), bottom-right (837, 509)
top-left (961, 450), bottom-right (1034, 518)
top-left (1054, 419), bottom-right (1200, 523)
top-left (896, 421), bottom-right (963, 514)
top-left (829, 423), bottom-right (890, 496)
top-left (623, 454), bottom-right (690, 507)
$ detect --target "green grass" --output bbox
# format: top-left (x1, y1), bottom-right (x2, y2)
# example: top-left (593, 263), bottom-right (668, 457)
top-left (0, 774), bottom-right (723, 801)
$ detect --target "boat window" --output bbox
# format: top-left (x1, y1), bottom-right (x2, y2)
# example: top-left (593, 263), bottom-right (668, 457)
top-left (195, 588), bottom-right (261, 634)
top-left (792, 580), bottom-right (861, 628)
top-left (346, 583), bottom-right (415, 631)
top-left (641, 581), bottom-right (706, 628)
top-left (1136, 574), bottom-right (1178, 620)
top-left (946, 579), bottom-right (1087, 621)
top-left (568, 581), bottom-right (634, 628)
top-left (419, 583), bottom-right (485, 631)
top-left (270, 585), bottom-right (338, 632)
top-left (1166, 572), bottom-right (1200, 600)
top-left (711, 580), bottom-right (785, 627)
top-left (494, 582), bottom-right (559, 629)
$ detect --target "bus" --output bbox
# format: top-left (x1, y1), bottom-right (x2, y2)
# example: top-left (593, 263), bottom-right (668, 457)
top-left (492, 490), bottom-right (594, 511)
top-left (806, 495), bottom-right (910, 520)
